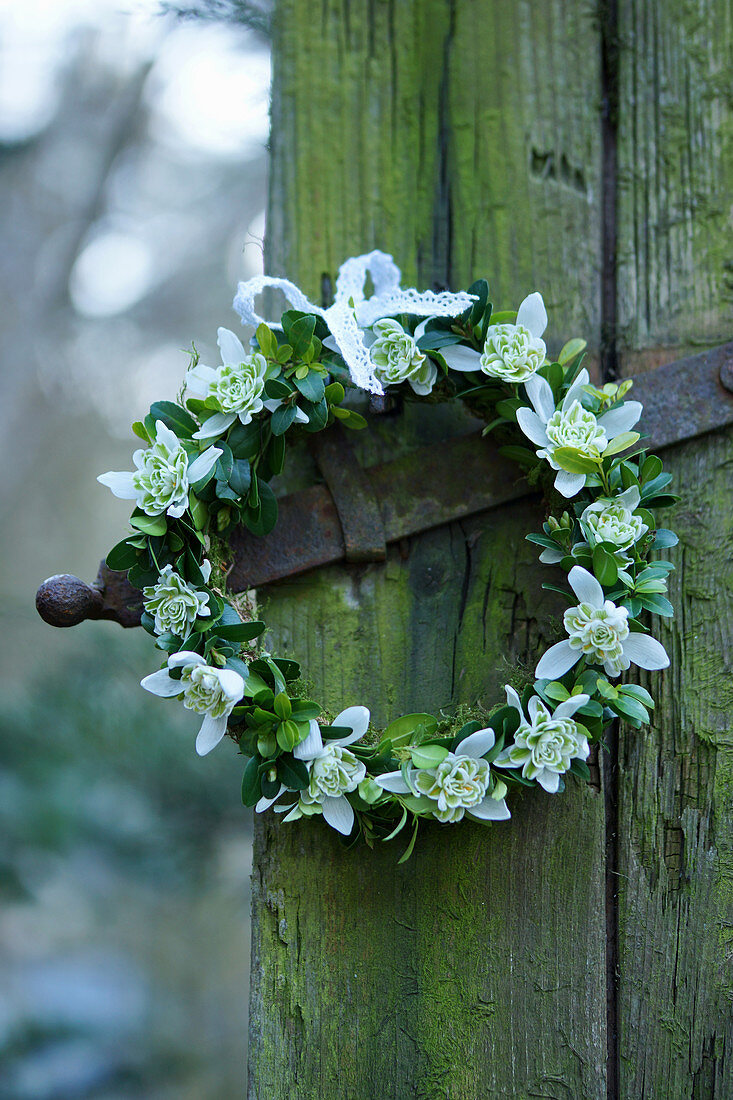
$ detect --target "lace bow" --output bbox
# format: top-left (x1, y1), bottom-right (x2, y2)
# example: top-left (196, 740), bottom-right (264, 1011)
top-left (232, 250), bottom-right (475, 395)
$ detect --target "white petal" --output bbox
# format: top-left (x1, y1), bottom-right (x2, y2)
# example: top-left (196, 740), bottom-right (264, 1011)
top-left (168, 651), bottom-right (206, 669)
top-left (455, 727), bottom-right (495, 759)
top-left (413, 318), bottom-right (429, 340)
top-left (196, 713), bottom-right (228, 755)
top-left (263, 399), bottom-right (281, 413)
top-left (616, 485), bottom-right (641, 512)
top-left (293, 719), bottom-right (323, 760)
top-left (186, 364), bottom-right (217, 397)
top-left (188, 445), bottom-right (222, 482)
top-left (192, 413), bottom-right (236, 441)
top-left (493, 749), bottom-right (520, 769)
top-left (217, 326), bottom-right (246, 365)
top-left (538, 770), bottom-right (561, 793)
top-left (256, 784), bottom-right (286, 813)
top-left (516, 291), bottom-right (548, 338)
top-left (597, 401), bottom-right (642, 439)
top-left (504, 684), bottom-right (524, 717)
top-left (322, 334), bottom-right (341, 354)
top-left (524, 373), bottom-right (555, 421)
top-left (467, 796), bottom-right (511, 821)
top-left (216, 668), bottom-right (245, 702)
top-left (155, 420), bottom-right (180, 452)
top-left (140, 669), bottom-right (182, 697)
top-left (536, 640), bottom-right (581, 680)
top-left (568, 565), bottom-right (604, 608)
top-left (554, 469), bottom-right (586, 498)
top-left (332, 705), bottom-right (370, 745)
top-left (200, 559), bottom-right (212, 583)
top-left (553, 693), bottom-right (590, 719)
top-left (294, 407), bottom-right (310, 424)
top-left (516, 406), bottom-right (550, 447)
top-left (622, 632), bottom-right (670, 670)
top-left (166, 502), bottom-right (187, 518)
top-left (562, 367), bottom-right (590, 412)
top-left (97, 471), bottom-right (136, 499)
top-left (539, 547), bottom-right (565, 564)
top-left (374, 771), bottom-right (411, 793)
top-left (440, 344), bottom-right (482, 372)
top-left (321, 795), bottom-right (354, 835)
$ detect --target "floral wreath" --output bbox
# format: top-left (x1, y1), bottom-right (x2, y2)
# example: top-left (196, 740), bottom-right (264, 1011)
top-left (97, 250), bottom-right (676, 860)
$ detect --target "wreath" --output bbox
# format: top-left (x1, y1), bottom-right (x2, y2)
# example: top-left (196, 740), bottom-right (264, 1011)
top-left (96, 251), bottom-right (676, 860)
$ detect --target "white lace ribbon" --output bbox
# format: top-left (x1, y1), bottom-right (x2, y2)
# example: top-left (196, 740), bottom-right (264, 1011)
top-left (232, 250), bottom-right (476, 395)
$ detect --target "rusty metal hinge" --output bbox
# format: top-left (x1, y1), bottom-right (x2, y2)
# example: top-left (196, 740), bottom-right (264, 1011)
top-left (36, 342), bottom-right (733, 629)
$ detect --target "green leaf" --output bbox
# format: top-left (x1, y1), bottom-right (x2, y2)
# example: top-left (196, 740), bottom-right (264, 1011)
top-left (130, 513), bottom-right (167, 537)
top-left (651, 528), bottom-right (678, 548)
top-left (410, 745), bottom-right (450, 768)
top-left (243, 670), bottom-right (269, 698)
top-left (227, 419), bottom-right (261, 459)
top-left (216, 620), bottom-right (266, 642)
top-left (640, 454), bottom-right (663, 483)
top-left (592, 545), bottom-right (618, 587)
top-left (243, 480), bottom-right (278, 536)
top-left (132, 420), bottom-right (151, 443)
top-left (466, 278), bottom-right (489, 326)
top-left (294, 371), bottom-right (325, 403)
top-left (332, 407), bottom-right (367, 429)
top-left (290, 699), bottom-right (321, 721)
top-left (613, 695), bottom-right (650, 726)
top-left (255, 322), bottom-right (278, 359)
top-left (241, 756), bottom-right (262, 806)
top-left (287, 314), bottom-right (317, 358)
top-left (618, 683), bottom-right (655, 708)
top-left (543, 681), bottom-right (570, 702)
top-left (270, 404), bottom-right (298, 436)
top-left (558, 338), bottom-right (587, 366)
top-left (273, 692), bottom-right (292, 720)
top-left (228, 458), bottom-right (251, 497)
top-left (149, 401), bottom-right (198, 439)
top-left (106, 538), bottom-right (140, 571)
top-left (324, 381), bottom-right (345, 405)
top-left (638, 593), bottom-right (674, 617)
top-left (276, 719), bottom-right (300, 752)
top-left (603, 431), bottom-right (640, 458)
top-left (381, 713), bottom-right (438, 750)
top-left (266, 435), bottom-right (286, 477)
top-left (552, 446), bottom-right (601, 474)
top-left (277, 756), bottom-right (309, 790)
top-left (265, 377), bottom-right (292, 400)
top-left (397, 818), bottom-right (421, 865)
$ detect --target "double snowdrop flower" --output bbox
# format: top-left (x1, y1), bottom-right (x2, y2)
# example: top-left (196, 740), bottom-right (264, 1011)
top-left (98, 421), bottom-right (221, 518)
top-left (257, 707), bottom-right (371, 836)
top-left (141, 651), bottom-right (245, 756)
top-left (494, 685), bottom-right (590, 793)
top-left (517, 368), bottom-right (642, 498)
top-left (440, 292), bottom-right (548, 383)
top-left (142, 561), bottom-right (212, 637)
top-left (536, 566), bottom-right (669, 680)
top-left (375, 726), bottom-right (511, 825)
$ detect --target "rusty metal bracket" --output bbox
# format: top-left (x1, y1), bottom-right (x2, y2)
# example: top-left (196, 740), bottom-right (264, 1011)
top-left (36, 341), bottom-right (733, 628)
top-left (310, 426), bottom-right (387, 563)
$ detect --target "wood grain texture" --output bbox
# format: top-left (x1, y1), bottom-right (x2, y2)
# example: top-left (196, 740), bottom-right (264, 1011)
top-left (252, 515), bottom-right (607, 1100)
top-left (615, 0), bottom-right (733, 372)
top-left (616, 427), bottom-right (733, 1096)
top-left (267, 0), bottom-right (602, 353)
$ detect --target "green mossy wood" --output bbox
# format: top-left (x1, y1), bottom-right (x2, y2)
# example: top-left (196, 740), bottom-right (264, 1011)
top-left (248, 1), bottom-right (732, 1097)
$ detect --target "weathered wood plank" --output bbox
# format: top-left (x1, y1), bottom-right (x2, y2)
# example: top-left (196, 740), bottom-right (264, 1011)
top-left (250, 2), bottom-right (609, 1096)
top-left (253, 512), bottom-right (607, 1099)
top-left (615, 0), bottom-right (733, 373)
top-left (616, 429), bottom-right (733, 1096)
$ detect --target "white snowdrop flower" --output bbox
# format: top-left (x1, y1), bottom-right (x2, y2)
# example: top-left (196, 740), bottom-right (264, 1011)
top-left (536, 566), bottom-right (669, 680)
top-left (494, 685), bottom-right (590, 793)
top-left (368, 317), bottom-right (438, 395)
top-left (440, 291), bottom-right (547, 383)
top-left (188, 327), bottom-right (268, 440)
top-left (98, 421), bottom-right (221, 518)
top-left (142, 561), bottom-right (212, 637)
top-left (256, 707), bottom-right (371, 836)
top-left (141, 651), bottom-right (244, 756)
top-left (580, 486), bottom-right (648, 554)
top-left (375, 726), bottom-right (511, 825)
top-left (516, 368), bottom-right (642, 498)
